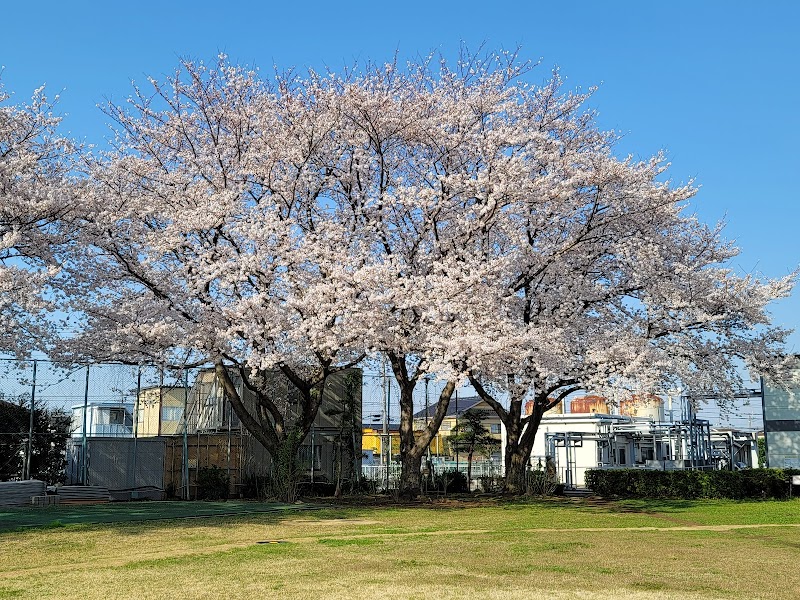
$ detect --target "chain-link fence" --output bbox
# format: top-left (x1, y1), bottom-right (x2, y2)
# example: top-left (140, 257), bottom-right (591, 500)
top-left (0, 356), bottom-right (498, 498)
top-left (0, 360), bottom-right (208, 498)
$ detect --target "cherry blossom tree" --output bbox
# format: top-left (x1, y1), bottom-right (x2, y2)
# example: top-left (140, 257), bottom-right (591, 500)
top-left (323, 51), bottom-right (544, 497)
top-left (0, 82), bottom-right (76, 356)
top-left (57, 58), bottom-right (365, 464)
top-left (456, 75), bottom-right (796, 491)
top-left (44, 50), bottom-right (794, 500)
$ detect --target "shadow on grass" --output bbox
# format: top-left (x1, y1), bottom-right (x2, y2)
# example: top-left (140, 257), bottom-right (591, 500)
top-left (3, 494), bottom-right (797, 536)
top-left (0, 501), bottom-right (319, 535)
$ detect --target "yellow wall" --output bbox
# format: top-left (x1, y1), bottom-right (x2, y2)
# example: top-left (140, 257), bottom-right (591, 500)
top-left (362, 407), bottom-right (503, 460)
top-left (413, 400), bottom-right (503, 457)
top-left (361, 427), bottom-right (400, 457)
top-left (136, 388), bottom-right (187, 437)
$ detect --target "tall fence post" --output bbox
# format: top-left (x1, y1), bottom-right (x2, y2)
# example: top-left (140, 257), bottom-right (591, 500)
top-left (131, 367), bottom-right (141, 490)
top-left (81, 365), bottom-right (90, 485)
top-left (182, 369), bottom-right (189, 500)
top-left (24, 360), bottom-right (37, 480)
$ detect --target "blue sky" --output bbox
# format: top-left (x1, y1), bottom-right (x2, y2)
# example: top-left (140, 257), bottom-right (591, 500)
top-left (2, 0), bottom-right (798, 351)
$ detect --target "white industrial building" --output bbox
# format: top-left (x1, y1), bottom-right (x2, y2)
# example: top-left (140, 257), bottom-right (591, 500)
top-left (762, 361), bottom-right (800, 469)
top-left (509, 395), bottom-right (760, 489)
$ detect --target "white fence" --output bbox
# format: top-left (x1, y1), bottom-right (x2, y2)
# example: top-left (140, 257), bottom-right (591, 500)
top-left (362, 460), bottom-right (504, 490)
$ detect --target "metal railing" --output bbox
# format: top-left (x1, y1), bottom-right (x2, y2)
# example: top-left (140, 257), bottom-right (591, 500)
top-left (361, 460), bottom-right (504, 490)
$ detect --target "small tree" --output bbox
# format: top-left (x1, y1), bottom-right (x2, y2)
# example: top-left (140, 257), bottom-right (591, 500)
top-left (0, 400), bottom-right (70, 484)
top-left (757, 437), bottom-right (767, 468)
top-left (0, 400), bottom-right (27, 480)
top-left (447, 409), bottom-right (500, 492)
top-left (327, 370), bottom-right (362, 498)
top-left (30, 407), bottom-right (71, 484)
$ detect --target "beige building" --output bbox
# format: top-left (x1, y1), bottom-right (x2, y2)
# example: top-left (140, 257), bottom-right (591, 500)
top-left (135, 386), bottom-right (188, 437)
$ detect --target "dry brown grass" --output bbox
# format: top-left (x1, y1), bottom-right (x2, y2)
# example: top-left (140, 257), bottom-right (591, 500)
top-left (1, 499), bottom-right (798, 599)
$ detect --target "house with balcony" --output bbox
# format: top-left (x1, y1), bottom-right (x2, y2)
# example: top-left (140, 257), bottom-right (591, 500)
top-left (71, 402), bottom-right (134, 438)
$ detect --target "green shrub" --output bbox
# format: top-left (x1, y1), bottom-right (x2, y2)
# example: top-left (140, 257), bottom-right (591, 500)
top-left (585, 468), bottom-right (791, 500)
top-left (297, 480), bottom-right (337, 497)
top-left (164, 482), bottom-right (177, 499)
top-left (525, 468), bottom-right (559, 496)
top-left (435, 469), bottom-right (469, 493)
top-left (242, 473), bottom-right (269, 500)
top-left (478, 474), bottom-right (503, 493)
top-left (705, 470), bottom-right (744, 499)
top-left (739, 469), bottom-right (786, 499)
top-left (196, 466), bottom-right (231, 500)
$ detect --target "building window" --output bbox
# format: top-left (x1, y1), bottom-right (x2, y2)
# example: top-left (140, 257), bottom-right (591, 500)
top-left (161, 406), bottom-right (184, 422)
top-left (440, 422), bottom-right (451, 431)
top-left (490, 424), bottom-right (501, 434)
top-left (108, 408), bottom-right (126, 425)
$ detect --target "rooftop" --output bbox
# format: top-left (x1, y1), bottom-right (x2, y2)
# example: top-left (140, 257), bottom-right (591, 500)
top-left (413, 396), bottom-right (484, 419)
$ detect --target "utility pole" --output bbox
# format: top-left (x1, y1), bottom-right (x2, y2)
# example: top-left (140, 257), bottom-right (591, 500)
top-left (424, 376), bottom-right (431, 460)
top-left (424, 376), bottom-right (430, 428)
top-left (384, 361), bottom-right (391, 491)
top-left (24, 360), bottom-right (37, 480)
top-left (310, 426), bottom-right (315, 487)
top-left (455, 388), bottom-right (459, 474)
top-left (381, 363), bottom-right (387, 473)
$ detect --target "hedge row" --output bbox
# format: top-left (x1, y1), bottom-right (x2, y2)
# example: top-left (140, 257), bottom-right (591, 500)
top-left (584, 468), bottom-right (800, 500)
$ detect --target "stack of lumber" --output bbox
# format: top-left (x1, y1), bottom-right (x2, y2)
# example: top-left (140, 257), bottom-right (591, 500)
top-left (0, 480), bottom-right (46, 507)
top-left (56, 486), bottom-right (111, 504)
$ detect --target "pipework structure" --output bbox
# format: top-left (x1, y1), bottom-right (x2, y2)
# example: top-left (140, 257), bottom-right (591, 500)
top-left (530, 394), bottom-right (761, 490)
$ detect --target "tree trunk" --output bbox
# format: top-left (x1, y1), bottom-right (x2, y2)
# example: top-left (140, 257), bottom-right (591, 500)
top-left (399, 452), bottom-right (423, 498)
top-left (397, 379), bottom-right (421, 499)
top-left (470, 374), bottom-right (578, 495)
top-left (387, 353), bottom-right (456, 500)
top-left (503, 398), bottom-right (552, 494)
top-left (504, 445), bottom-right (531, 494)
top-left (502, 401), bottom-right (526, 493)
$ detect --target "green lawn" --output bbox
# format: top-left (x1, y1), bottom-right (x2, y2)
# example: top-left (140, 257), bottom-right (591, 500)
top-left (1, 497), bottom-right (798, 599)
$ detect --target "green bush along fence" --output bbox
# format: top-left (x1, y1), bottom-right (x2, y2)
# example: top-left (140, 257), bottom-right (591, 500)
top-left (585, 468), bottom-right (800, 500)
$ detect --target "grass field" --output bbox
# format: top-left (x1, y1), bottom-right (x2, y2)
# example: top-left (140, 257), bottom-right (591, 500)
top-left (1, 497), bottom-right (799, 599)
